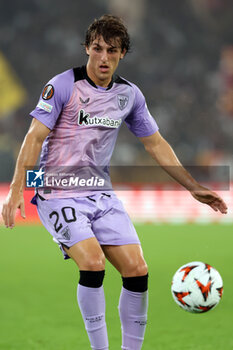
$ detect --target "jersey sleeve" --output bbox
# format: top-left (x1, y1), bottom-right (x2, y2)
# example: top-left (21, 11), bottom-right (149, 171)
top-left (30, 69), bottom-right (74, 130)
top-left (124, 84), bottom-right (159, 137)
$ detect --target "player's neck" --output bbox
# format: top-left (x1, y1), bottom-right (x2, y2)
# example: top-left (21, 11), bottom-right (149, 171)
top-left (86, 63), bottom-right (112, 88)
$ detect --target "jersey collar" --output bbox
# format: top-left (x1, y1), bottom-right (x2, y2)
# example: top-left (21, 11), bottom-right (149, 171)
top-left (82, 65), bottom-right (114, 90)
top-left (73, 65), bottom-right (131, 89)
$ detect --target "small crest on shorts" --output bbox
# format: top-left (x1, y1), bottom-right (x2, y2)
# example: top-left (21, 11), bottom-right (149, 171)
top-left (42, 84), bottom-right (54, 100)
top-left (61, 226), bottom-right (71, 240)
top-left (117, 94), bottom-right (129, 110)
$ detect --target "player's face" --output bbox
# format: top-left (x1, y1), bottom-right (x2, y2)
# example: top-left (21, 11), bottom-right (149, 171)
top-left (86, 36), bottom-right (126, 87)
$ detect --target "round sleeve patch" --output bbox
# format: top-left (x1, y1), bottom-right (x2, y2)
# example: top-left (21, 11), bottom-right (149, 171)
top-left (42, 84), bottom-right (54, 100)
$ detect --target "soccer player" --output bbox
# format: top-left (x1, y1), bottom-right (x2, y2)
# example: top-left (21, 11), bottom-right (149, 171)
top-left (2, 15), bottom-right (227, 350)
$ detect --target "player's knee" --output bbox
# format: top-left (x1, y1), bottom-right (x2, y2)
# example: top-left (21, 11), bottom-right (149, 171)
top-left (135, 261), bottom-right (148, 277)
top-left (84, 252), bottom-right (105, 271)
top-left (123, 259), bottom-right (148, 277)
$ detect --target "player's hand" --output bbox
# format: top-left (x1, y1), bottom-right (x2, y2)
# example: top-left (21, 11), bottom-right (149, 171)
top-left (190, 186), bottom-right (228, 214)
top-left (1, 190), bottom-right (26, 228)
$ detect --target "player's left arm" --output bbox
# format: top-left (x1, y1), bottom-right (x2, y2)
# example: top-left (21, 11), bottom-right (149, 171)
top-left (139, 131), bottom-right (228, 214)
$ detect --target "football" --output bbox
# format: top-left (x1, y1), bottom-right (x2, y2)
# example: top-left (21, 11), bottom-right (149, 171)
top-left (171, 261), bottom-right (223, 313)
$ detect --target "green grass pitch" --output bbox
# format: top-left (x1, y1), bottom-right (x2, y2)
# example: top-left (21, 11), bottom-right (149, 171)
top-left (0, 223), bottom-right (232, 350)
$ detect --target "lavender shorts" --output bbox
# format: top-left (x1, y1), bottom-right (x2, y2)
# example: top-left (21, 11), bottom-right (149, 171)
top-left (36, 192), bottom-right (140, 259)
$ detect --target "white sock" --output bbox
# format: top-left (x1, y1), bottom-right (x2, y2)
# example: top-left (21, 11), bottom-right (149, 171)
top-left (118, 287), bottom-right (148, 350)
top-left (77, 284), bottom-right (109, 350)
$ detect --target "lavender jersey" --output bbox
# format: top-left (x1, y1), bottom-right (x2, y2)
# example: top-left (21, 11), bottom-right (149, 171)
top-left (30, 66), bottom-right (158, 198)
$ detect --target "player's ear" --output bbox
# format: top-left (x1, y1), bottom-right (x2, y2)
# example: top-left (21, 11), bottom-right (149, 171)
top-left (120, 48), bottom-right (127, 59)
top-left (85, 46), bottom-right (90, 56)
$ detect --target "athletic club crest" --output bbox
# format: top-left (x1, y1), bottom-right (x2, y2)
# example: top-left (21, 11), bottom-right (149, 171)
top-left (117, 94), bottom-right (129, 110)
top-left (61, 226), bottom-right (71, 240)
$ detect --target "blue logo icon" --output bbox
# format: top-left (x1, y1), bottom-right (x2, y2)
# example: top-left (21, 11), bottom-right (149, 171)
top-left (26, 168), bottom-right (45, 187)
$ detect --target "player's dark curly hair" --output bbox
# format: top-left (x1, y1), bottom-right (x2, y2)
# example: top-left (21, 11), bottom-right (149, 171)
top-left (84, 14), bottom-right (131, 54)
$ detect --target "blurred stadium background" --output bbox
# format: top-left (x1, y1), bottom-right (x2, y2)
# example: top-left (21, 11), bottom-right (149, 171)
top-left (0, 0), bottom-right (232, 223)
top-left (0, 1), bottom-right (233, 349)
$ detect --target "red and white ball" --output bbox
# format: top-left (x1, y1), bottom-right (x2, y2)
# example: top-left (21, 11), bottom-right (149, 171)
top-left (171, 261), bottom-right (223, 313)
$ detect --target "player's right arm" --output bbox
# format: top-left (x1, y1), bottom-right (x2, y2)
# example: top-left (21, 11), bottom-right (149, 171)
top-left (1, 118), bottom-right (50, 229)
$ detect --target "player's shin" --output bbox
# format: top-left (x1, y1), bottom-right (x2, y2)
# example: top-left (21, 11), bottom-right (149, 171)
top-left (118, 274), bottom-right (149, 350)
top-left (77, 270), bottom-right (109, 350)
